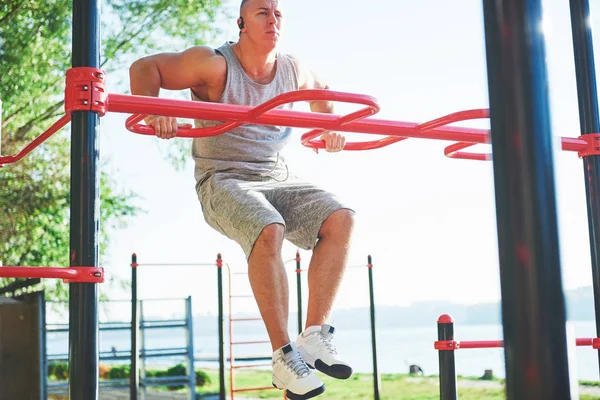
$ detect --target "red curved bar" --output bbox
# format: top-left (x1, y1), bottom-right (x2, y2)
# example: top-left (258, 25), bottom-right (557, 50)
top-left (124, 90), bottom-right (379, 139)
top-left (446, 136), bottom-right (590, 161)
top-left (0, 266), bottom-right (104, 283)
top-left (3, 82), bottom-right (592, 167)
top-left (301, 109), bottom-right (489, 151)
top-left (418, 109), bottom-right (489, 131)
top-left (107, 92), bottom-right (591, 157)
top-left (445, 142), bottom-right (492, 161)
top-left (0, 114), bottom-right (71, 167)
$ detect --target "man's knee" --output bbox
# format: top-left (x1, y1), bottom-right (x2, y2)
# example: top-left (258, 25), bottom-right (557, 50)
top-left (254, 223), bottom-right (285, 254)
top-left (320, 209), bottom-right (355, 238)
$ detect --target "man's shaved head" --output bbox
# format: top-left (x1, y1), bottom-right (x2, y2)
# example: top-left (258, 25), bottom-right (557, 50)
top-left (240, 0), bottom-right (281, 14)
top-left (240, 0), bottom-right (248, 13)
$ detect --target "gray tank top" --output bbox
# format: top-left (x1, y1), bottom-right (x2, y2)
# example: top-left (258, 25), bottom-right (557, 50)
top-left (191, 42), bottom-right (299, 188)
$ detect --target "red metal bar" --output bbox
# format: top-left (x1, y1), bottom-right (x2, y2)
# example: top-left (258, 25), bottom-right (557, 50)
top-left (445, 136), bottom-right (590, 160)
top-left (458, 340), bottom-right (503, 349)
top-left (0, 266), bottom-right (104, 283)
top-left (109, 94), bottom-right (588, 155)
top-left (0, 114), bottom-right (71, 167)
top-left (437, 338), bottom-right (600, 350)
top-left (418, 109), bottom-right (489, 131)
top-left (445, 142), bottom-right (492, 161)
top-left (3, 87), bottom-right (592, 168)
top-left (123, 90), bottom-right (379, 138)
top-left (576, 338), bottom-right (593, 346)
top-left (108, 93), bottom-right (488, 140)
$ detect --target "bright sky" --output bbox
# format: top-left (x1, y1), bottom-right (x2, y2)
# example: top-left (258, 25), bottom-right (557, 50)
top-left (98, 0), bottom-right (600, 316)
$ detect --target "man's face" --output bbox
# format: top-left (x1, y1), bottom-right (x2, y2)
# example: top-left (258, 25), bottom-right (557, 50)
top-left (240, 0), bottom-right (284, 46)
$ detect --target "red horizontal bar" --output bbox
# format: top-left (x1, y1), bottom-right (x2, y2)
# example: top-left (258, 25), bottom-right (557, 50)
top-left (108, 93), bottom-right (490, 142)
top-left (0, 266), bottom-right (104, 283)
top-left (576, 338), bottom-right (593, 346)
top-left (108, 93), bottom-right (587, 155)
top-left (436, 338), bottom-right (600, 351)
top-left (3, 87), bottom-right (592, 169)
top-left (459, 340), bottom-right (503, 349)
top-left (232, 386), bottom-right (277, 393)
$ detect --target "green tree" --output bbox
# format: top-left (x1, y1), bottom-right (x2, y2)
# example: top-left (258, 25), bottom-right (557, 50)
top-left (0, 0), bottom-right (225, 300)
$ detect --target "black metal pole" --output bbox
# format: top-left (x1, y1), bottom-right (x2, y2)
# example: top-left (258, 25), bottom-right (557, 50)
top-left (217, 254), bottom-right (226, 400)
top-left (68, 0), bottom-right (100, 398)
top-left (482, 1), bottom-right (572, 398)
top-left (296, 251), bottom-right (303, 335)
top-left (437, 315), bottom-right (457, 400)
top-left (569, 0), bottom-right (600, 377)
top-left (367, 255), bottom-right (380, 400)
top-left (131, 254), bottom-right (139, 400)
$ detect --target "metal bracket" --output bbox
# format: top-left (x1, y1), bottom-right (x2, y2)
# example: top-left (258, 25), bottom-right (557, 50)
top-left (576, 133), bottom-right (600, 158)
top-left (64, 67), bottom-right (107, 116)
top-left (434, 340), bottom-right (460, 350)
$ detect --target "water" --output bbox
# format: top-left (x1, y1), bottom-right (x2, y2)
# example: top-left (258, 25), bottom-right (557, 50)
top-left (47, 320), bottom-right (600, 381)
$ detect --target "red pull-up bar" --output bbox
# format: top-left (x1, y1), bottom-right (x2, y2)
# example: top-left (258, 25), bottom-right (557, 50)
top-left (2, 67), bottom-right (598, 169)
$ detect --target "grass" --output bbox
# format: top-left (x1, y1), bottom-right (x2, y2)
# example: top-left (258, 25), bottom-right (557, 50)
top-left (192, 369), bottom-right (600, 400)
top-left (48, 368), bottom-right (600, 399)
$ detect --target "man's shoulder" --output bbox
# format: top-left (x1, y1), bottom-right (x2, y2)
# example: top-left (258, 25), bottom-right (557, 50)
top-left (185, 45), bottom-right (226, 75)
top-left (187, 45), bottom-right (225, 62)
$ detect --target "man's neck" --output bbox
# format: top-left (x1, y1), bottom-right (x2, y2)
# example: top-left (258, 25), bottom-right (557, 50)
top-left (232, 39), bottom-right (278, 83)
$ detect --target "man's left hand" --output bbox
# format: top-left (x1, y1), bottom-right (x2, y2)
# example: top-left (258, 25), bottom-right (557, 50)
top-left (320, 132), bottom-right (346, 152)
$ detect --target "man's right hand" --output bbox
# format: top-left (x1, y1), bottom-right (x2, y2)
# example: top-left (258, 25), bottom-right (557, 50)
top-left (144, 115), bottom-right (179, 139)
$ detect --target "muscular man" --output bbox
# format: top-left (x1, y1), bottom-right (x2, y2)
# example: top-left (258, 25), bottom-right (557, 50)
top-left (130, 1), bottom-right (354, 398)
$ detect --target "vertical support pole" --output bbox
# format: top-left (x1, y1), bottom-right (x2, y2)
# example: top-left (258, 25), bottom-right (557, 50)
top-left (131, 254), bottom-right (139, 400)
top-left (40, 293), bottom-right (47, 400)
top-left (68, 0), bottom-right (100, 398)
top-left (140, 300), bottom-right (147, 399)
top-left (367, 255), bottom-right (381, 400)
top-left (569, 0), bottom-right (600, 378)
top-left (437, 315), bottom-right (457, 400)
top-left (186, 296), bottom-right (196, 400)
top-left (296, 251), bottom-right (303, 335)
top-left (217, 254), bottom-right (226, 400)
top-left (482, 0), bottom-right (572, 398)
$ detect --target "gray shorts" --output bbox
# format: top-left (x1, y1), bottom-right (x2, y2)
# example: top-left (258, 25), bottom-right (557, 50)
top-left (197, 173), bottom-right (352, 259)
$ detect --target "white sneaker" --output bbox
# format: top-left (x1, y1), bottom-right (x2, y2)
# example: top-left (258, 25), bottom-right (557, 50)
top-left (296, 324), bottom-right (353, 380)
top-left (272, 342), bottom-right (325, 400)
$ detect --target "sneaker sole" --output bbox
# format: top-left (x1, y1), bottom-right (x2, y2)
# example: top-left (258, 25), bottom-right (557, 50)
top-left (297, 346), bottom-right (353, 380)
top-left (314, 359), bottom-right (353, 380)
top-left (272, 382), bottom-right (326, 400)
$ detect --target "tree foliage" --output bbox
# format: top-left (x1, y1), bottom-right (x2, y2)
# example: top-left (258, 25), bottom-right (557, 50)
top-left (0, 0), bottom-right (225, 299)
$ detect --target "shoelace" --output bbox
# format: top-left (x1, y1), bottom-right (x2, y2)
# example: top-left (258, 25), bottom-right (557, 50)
top-left (319, 333), bottom-right (338, 355)
top-left (282, 351), bottom-right (310, 378)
